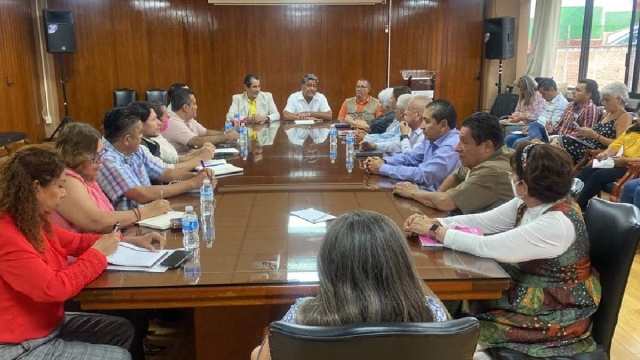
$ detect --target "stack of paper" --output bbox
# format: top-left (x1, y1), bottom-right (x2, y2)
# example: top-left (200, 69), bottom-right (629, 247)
top-left (290, 208), bottom-right (336, 223)
top-left (106, 243), bottom-right (171, 272)
top-left (137, 210), bottom-right (184, 230)
top-left (214, 148), bottom-right (239, 155)
top-left (211, 163), bottom-right (244, 178)
top-left (294, 120), bottom-right (315, 125)
top-left (196, 159), bottom-right (227, 170)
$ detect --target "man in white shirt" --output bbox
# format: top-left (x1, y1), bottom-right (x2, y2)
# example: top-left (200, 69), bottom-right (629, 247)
top-left (359, 94), bottom-right (426, 155)
top-left (283, 74), bottom-right (332, 121)
top-left (226, 74), bottom-right (280, 123)
top-left (163, 88), bottom-right (239, 154)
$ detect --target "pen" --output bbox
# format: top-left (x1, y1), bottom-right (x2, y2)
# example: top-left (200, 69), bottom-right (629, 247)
top-left (200, 160), bottom-right (206, 169)
top-left (112, 222), bottom-right (120, 233)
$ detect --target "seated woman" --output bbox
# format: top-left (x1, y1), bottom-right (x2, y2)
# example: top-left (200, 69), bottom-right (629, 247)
top-left (251, 210), bottom-right (449, 360)
top-left (504, 76), bottom-right (546, 148)
top-left (405, 143), bottom-right (601, 359)
top-left (560, 81), bottom-right (632, 164)
top-left (577, 123), bottom-right (640, 210)
top-left (0, 146), bottom-right (165, 359)
top-left (51, 123), bottom-right (171, 234)
top-left (150, 101), bottom-right (214, 166)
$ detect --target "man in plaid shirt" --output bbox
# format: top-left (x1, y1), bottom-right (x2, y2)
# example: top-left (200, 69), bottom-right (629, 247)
top-left (529, 79), bottom-right (600, 144)
top-left (97, 107), bottom-right (214, 211)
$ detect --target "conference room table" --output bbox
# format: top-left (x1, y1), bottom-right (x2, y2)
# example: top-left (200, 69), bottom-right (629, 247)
top-left (75, 120), bottom-right (510, 360)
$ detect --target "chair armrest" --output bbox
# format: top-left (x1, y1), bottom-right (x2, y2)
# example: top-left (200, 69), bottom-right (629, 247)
top-left (610, 161), bottom-right (640, 201)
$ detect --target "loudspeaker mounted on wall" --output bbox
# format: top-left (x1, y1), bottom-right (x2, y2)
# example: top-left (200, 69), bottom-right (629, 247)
top-left (42, 9), bottom-right (76, 53)
top-left (484, 16), bottom-right (514, 60)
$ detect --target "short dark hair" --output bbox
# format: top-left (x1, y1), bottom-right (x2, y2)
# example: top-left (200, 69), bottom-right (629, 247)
top-left (425, 99), bottom-right (457, 129)
top-left (103, 107), bottom-right (141, 143)
top-left (511, 142), bottom-right (573, 203)
top-left (578, 78), bottom-right (600, 105)
top-left (393, 86), bottom-right (412, 100)
top-left (127, 101), bottom-right (153, 123)
top-left (167, 82), bottom-right (188, 102)
top-left (462, 112), bottom-right (504, 149)
top-left (148, 101), bottom-right (166, 119)
top-left (243, 74), bottom-right (259, 88)
top-left (356, 78), bottom-right (371, 88)
top-left (170, 88), bottom-right (194, 112)
top-left (537, 78), bottom-right (557, 91)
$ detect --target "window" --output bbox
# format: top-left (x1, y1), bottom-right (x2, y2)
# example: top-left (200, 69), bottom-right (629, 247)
top-left (529, 0), bottom-right (640, 92)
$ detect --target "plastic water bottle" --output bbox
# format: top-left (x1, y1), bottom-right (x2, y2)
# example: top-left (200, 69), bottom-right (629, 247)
top-left (233, 112), bottom-right (241, 129)
top-left (329, 124), bottom-right (338, 164)
top-left (182, 206), bottom-right (200, 250)
top-left (224, 118), bottom-right (233, 133)
top-left (184, 248), bottom-right (201, 284)
top-left (239, 124), bottom-right (248, 160)
top-left (346, 132), bottom-right (355, 173)
top-left (200, 179), bottom-right (215, 216)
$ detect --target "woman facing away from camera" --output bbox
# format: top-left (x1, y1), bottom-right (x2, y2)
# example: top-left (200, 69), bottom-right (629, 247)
top-left (0, 146), bottom-right (135, 359)
top-left (405, 143), bottom-right (601, 359)
top-left (251, 210), bottom-right (449, 360)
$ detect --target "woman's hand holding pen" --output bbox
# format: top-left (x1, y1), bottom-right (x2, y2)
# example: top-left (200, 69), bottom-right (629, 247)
top-left (92, 232), bottom-right (121, 256)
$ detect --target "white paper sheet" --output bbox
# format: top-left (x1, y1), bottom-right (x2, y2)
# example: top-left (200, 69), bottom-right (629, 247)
top-left (294, 120), bottom-right (315, 125)
top-left (106, 243), bottom-right (171, 267)
top-left (214, 148), bottom-right (240, 154)
top-left (106, 265), bottom-right (169, 273)
top-left (290, 208), bottom-right (336, 223)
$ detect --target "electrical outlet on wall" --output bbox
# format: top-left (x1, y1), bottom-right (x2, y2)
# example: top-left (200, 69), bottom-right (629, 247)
top-left (44, 115), bottom-right (52, 124)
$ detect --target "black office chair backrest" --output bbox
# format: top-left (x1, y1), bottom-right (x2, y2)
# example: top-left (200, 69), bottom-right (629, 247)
top-left (585, 198), bottom-right (640, 354)
top-left (490, 93), bottom-right (519, 119)
top-left (268, 318), bottom-right (479, 360)
top-left (145, 88), bottom-right (168, 105)
top-left (113, 88), bottom-right (137, 107)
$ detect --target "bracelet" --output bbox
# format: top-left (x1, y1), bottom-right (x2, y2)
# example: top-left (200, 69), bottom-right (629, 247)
top-left (597, 134), bottom-right (602, 141)
top-left (131, 209), bottom-right (139, 221)
top-left (133, 208), bottom-right (142, 221)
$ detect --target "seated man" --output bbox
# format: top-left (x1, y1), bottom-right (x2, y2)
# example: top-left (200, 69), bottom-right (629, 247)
top-left (226, 73), bottom-right (280, 123)
top-left (164, 88), bottom-right (239, 154)
top-left (337, 78), bottom-right (382, 125)
top-left (393, 112), bottom-right (514, 214)
top-left (359, 94), bottom-right (425, 155)
top-left (505, 78), bottom-right (569, 148)
top-left (283, 74), bottom-right (332, 121)
top-left (98, 106), bottom-right (214, 211)
top-left (364, 98), bottom-right (460, 191)
top-left (166, 82), bottom-right (188, 110)
top-left (128, 101), bottom-right (213, 172)
top-left (354, 86), bottom-right (412, 134)
top-left (530, 78), bottom-right (600, 144)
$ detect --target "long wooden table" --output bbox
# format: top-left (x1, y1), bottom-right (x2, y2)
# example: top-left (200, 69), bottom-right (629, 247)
top-left (76, 121), bottom-right (510, 359)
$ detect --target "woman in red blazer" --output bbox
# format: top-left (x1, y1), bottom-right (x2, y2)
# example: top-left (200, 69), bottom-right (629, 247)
top-left (0, 146), bottom-right (133, 359)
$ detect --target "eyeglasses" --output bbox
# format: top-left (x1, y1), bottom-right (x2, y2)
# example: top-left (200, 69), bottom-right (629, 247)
top-left (92, 148), bottom-right (108, 163)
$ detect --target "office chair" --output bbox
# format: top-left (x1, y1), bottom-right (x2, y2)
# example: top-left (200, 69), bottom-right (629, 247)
top-left (113, 88), bottom-right (137, 107)
top-left (145, 88), bottom-right (168, 105)
top-left (268, 317), bottom-right (479, 360)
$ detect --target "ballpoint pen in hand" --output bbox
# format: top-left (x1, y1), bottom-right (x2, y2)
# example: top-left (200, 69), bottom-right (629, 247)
top-left (112, 222), bottom-right (120, 233)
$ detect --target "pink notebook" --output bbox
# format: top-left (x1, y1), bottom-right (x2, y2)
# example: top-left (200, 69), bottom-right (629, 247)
top-left (419, 226), bottom-right (483, 247)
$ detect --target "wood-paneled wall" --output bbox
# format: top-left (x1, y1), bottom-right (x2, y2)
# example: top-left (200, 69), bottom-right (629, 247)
top-left (39, 0), bottom-right (484, 133)
top-left (0, 0), bottom-right (44, 142)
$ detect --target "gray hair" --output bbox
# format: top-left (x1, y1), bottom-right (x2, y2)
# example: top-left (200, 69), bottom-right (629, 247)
top-left (600, 81), bottom-right (629, 105)
top-left (396, 94), bottom-right (413, 110)
top-left (377, 88), bottom-right (393, 108)
top-left (516, 75), bottom-right (538, 106)
top-left (56, 122), bottom-right (102, 169)
top-left (301, 74), bottom-right (319, 85)
top-left (295, 210), bottom-right (441, 326)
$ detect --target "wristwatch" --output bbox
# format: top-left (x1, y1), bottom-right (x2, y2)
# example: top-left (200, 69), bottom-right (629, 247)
top-left (429, 224), bottom-right (440, 233)
top-left (400, 134), bottom-right (409, 141)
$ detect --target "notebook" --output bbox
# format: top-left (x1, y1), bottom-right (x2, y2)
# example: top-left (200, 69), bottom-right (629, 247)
top-left (214, 148), bottom-right (240, 155)
top-left (195, 159), bottom-right (227, 170)
top-left (211, 163), bottom-right (244, 178)
top-left (107, 242), bottom-right (171, 267)
top-left (290, 208), bottom-right (336, 223)
top-left (137, 210), bottom-right (184, 230)
top-left (294, 120), bottom-right (315, 125)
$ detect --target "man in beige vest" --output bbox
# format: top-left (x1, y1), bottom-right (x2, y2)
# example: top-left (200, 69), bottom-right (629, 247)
top-left (337, 78), bottom-right (382, 125)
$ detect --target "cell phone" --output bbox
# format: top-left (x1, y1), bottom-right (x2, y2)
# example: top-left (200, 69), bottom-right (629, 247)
top-left (170, 218), bottom-right (182, 230)
top-left (160, 250), bottom-right (192, 268)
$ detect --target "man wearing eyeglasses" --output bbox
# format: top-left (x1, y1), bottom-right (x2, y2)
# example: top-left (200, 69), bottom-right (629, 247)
top-left (338, 78), bottom-right (382, 126)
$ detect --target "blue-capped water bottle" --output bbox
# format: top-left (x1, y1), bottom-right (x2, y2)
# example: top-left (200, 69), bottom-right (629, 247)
top-left (329, 124), bottom-right (338, 164)
top-left (224, 118), bottom-right (233, 133)
top-left (345, 132), bottom-right (355, 173)
top-left (239, 123), bottom-right (248, 160)
top-left (182, 206), bottom-right (200, 250)
top-left (233, 112), bottom-right (241, 129)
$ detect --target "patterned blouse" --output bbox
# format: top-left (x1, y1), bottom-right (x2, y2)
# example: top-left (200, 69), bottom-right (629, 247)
top-left (513, 92), bottom-right (546, 122)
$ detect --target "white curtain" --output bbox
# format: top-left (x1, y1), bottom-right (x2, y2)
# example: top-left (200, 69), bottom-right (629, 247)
top-left (526, 0), bottom-right (562, 78)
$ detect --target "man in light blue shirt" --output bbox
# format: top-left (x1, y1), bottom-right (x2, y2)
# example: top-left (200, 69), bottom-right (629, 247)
top-left (360, 94), bottom-right (425, 155)
top-left (364, 99), bottom-right (461, 191)
top-left (505, 78), bottom-right (569, 148)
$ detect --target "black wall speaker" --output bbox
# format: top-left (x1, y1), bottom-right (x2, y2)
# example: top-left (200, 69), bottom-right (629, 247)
top-left (42, 9), bottom-right (76, 53)
top-left (484, 16), bottom-right (515, 60)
